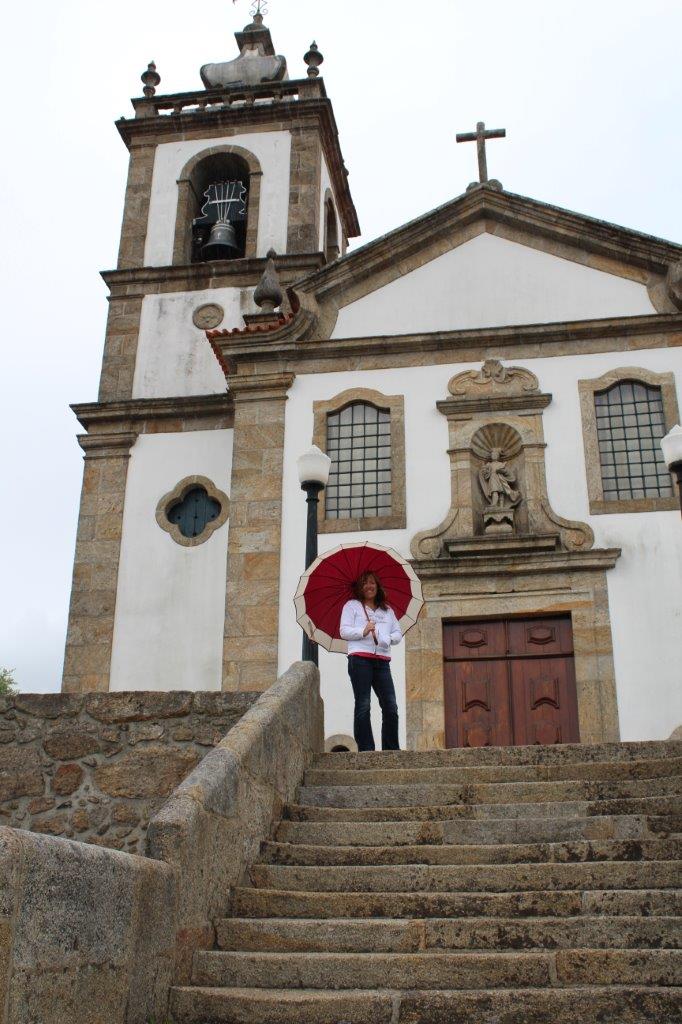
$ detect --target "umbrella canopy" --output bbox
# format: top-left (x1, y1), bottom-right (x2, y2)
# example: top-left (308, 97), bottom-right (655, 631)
top-left (294, 541), bottom-right (424, 653)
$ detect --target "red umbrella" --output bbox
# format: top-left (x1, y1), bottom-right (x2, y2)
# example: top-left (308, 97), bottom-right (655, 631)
top-left (294, 541), bottom-right (424, 653)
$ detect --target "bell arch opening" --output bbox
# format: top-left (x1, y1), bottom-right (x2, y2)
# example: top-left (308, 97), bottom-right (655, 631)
top-left (172, 146), bottom-right (263, 265)
top-left (323, 192), bottom-right (340, 263)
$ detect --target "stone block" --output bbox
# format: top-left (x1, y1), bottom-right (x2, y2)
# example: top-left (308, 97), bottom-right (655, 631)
top-left (52, 763), bottom-right (84, 796)
top-left (0, 746), bottom-right (44, 802)
top-left (85, 691), bottom-right (193, 723)
top-left (95, 745), bottom-right (199, 798)
top-left (43, 728), bottom-right (100, 760)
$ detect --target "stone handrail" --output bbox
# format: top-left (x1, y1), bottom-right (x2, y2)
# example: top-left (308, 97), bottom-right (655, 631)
top-left (131, 79), bottom-right (317, 119)
top-left (0, 661), bottom-right (323, 1022)
top-left (146, 660), bottom-right (323, 982)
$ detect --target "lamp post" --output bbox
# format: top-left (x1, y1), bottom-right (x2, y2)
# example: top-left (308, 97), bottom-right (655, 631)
top-left (661, 424), bottom-right (682, 516)
top-left (297, 445), bottom-right (332, 663)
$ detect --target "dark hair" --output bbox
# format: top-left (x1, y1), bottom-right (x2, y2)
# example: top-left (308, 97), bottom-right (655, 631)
top-left (352, 572), bottom-right (388, 610)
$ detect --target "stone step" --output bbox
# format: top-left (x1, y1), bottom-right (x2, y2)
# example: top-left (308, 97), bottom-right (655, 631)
top-left (232, 887), bottom-right (682, 919)
top-left (304, 757), bottom-right (682, 787)
top-left (296, 777), bottom-right (682, 808)
top-left (285, 795), bottom-right (681, 822)
top-left (191, 949), bottom-right (682, 990)
top-left (258, 837), bottom-right (682, 867)
top-left (276, 814), bottom-right (679, 847)
top-left (216, 915), bottom-right (682, 953)
top-left (311, 740), bottom-right (682, 769)
top-left (249, 860), bottom-right (681, 893)
top-left (170, 985), bottom-right (682, 1024)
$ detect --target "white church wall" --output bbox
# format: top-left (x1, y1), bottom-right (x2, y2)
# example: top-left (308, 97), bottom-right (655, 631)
top-left (279, 348), bottom-right (681, 746)
top-left (331, 233), bottom-right (656, 339)
top-left (144, 131), bottom-right (292, 266)
top-left (133, 286), bottom-right (244, 399)
top-left (109, 429), bottom-right (232, 692)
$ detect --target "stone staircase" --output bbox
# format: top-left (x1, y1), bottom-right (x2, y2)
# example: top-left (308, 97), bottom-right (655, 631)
top-left (171, 740), bottom-right (682, 1023)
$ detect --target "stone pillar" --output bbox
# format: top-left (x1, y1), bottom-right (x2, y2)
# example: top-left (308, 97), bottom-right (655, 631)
top-left (62, 432), bottom-right (137, 694)
top-left (222, 371), bottom-right (295, 691)
top-left (287, 127), bottom-right (322, 254)
top-left (98, 294), bottom-right (144, 402)
top-left (116, 141), bottom-right (157, 271)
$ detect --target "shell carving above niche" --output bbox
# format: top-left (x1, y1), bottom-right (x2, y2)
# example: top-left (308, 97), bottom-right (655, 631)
top-left (410, 359), bottom-right (594, 560)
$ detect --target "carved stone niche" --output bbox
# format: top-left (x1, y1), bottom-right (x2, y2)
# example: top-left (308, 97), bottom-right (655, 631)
top-left (411, 359), bottom-right (595, 560)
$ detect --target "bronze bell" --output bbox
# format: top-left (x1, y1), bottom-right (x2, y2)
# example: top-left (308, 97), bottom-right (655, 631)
top-left (202, 220), bottom-right (240, 261)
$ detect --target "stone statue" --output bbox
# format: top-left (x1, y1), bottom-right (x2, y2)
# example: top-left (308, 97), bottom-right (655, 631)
top-left (478, 448), bottom-right (522, 509)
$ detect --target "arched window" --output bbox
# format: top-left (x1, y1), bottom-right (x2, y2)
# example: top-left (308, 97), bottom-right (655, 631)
top-left (173, 147), bottom-right (263, 265)
top-left (594, 380), bottom-right (672, 501)
top-left (324, 196), bottom-right (340, 263)
top-left (188, 153), bottom-right (249, 263)
top-left (313, 388), bottom-right (406, 532)
top-left (325, 402), bottom-right (392, 520)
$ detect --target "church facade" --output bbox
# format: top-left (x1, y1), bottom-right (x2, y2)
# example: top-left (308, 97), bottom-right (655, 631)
top-left (62, 14), bottom-right (682, 752)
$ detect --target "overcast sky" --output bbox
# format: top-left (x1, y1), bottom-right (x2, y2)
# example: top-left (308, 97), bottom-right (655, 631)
top-left (1, 0), bottom-right (680, 693)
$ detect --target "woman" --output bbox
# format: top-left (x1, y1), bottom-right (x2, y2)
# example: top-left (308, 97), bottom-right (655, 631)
top-left (340, 571), bottom-right (402, 751)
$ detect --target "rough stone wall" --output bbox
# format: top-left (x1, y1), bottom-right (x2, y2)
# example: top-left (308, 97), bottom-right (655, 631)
top-left (0, 691), bottom-right (257, 856)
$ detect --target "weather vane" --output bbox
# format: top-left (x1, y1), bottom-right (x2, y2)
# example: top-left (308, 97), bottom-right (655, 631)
top-left (233, 0), bottom-right (269, 16)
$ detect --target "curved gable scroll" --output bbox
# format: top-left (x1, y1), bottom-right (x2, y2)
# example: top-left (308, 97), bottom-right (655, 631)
top-left (173, 144), bottom-right (263, 265)
top-left (313, 387), bottom-right (406, 534)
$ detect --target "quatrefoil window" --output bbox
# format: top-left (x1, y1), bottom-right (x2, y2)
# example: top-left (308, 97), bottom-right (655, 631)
top-left (156, 475), bottom-right (230, 548)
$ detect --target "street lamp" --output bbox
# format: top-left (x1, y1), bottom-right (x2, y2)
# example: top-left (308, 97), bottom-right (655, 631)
top-left (297, 445), bottom-right (332, 663)
top-left (661, 424), bottom-right (682, 516)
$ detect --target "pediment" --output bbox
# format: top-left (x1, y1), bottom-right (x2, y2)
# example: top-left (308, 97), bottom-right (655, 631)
top-left (294, 187), bottom-right (682, 340)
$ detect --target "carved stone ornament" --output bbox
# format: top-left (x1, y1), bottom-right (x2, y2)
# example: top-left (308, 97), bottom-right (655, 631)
top-left (666, 260), bottom-right (682, 311)
top-left (410, 361), bottom-right (594, 560)
top-left (192, 303), bottom-right (224, 330)
top-left (448, 359), bottom-right (540, 398)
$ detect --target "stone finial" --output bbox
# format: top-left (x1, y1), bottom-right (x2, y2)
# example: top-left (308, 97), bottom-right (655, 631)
top-left (141, 61), bottom-right (161, 98)
top-left (304, 41), bottom-right (324, 78)
top-left (666, 260), bottom-right (682, 310)
top-left (253, 249), bottom-right (283, 313)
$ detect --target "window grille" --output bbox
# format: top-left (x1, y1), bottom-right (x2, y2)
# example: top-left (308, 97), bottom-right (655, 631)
top-left (325, 403), bottom-right (392, 519)
top-left (595, 381), bottom-right (673, 501)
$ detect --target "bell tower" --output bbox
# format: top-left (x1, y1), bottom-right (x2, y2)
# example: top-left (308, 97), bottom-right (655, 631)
top-left (62, 11), bottom-right (359, 694)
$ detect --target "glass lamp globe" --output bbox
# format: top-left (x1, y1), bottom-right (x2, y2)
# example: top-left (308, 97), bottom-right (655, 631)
top-left (297, 445), bottom-right (332, 486)
top-left (660, 424), bottom-right (682, 470)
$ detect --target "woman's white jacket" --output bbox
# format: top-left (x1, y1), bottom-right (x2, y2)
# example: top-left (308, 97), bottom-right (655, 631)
top-left (340, 600), bottom-right (402, 659)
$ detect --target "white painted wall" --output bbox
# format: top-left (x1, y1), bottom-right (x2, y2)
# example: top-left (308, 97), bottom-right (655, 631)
top-left (133, 286), bottom-right (250, 399)
top-left (331, 233), bottom-right (656, 338)
top-left (144, 131), bottom-right (292, 266)
top-left (110, 429), bottom-right (232, 692)
top-left (279, 348), bottom-right (682, 745)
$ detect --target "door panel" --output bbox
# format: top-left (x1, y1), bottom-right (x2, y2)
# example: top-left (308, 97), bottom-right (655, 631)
top-left (510, 658), bottom-right (580, 745)
top-left (444, 660), bottom-right (512, 748)
top-left (443, 620), bottom-right (506, 660)
top-left (507, 617), bottom-right (573, 657)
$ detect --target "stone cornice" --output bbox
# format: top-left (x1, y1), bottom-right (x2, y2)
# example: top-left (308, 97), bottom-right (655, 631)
top-left (413, 547), bottom-right (622, 579)
top-left (208, 311), bottom-right (682, 377)
top-left (77, 432), bottom-right (138, 459)
top-left (226, 371), bottom-right (295, 402)
top-left (116, 80), bottom-right (360, 239)
top-left (298, 187), bottom-right (682, 306)
top-left (437, 394), bottom-right (553, 416)
top-left (101, 253), bottom-right (325, 296)
top-left (72, 394), bottom-right (233, 432)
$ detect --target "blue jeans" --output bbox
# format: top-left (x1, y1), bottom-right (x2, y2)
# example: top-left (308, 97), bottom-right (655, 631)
top-left (347, 656), bottom-right (400, 751)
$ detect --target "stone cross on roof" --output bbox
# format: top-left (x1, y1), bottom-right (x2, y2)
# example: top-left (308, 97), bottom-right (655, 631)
top-left (456, 121), bottom-right (506, 192)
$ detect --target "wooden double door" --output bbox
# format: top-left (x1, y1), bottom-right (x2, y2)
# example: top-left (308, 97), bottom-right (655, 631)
top-left (443, 616), bottom-right (580, 748)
